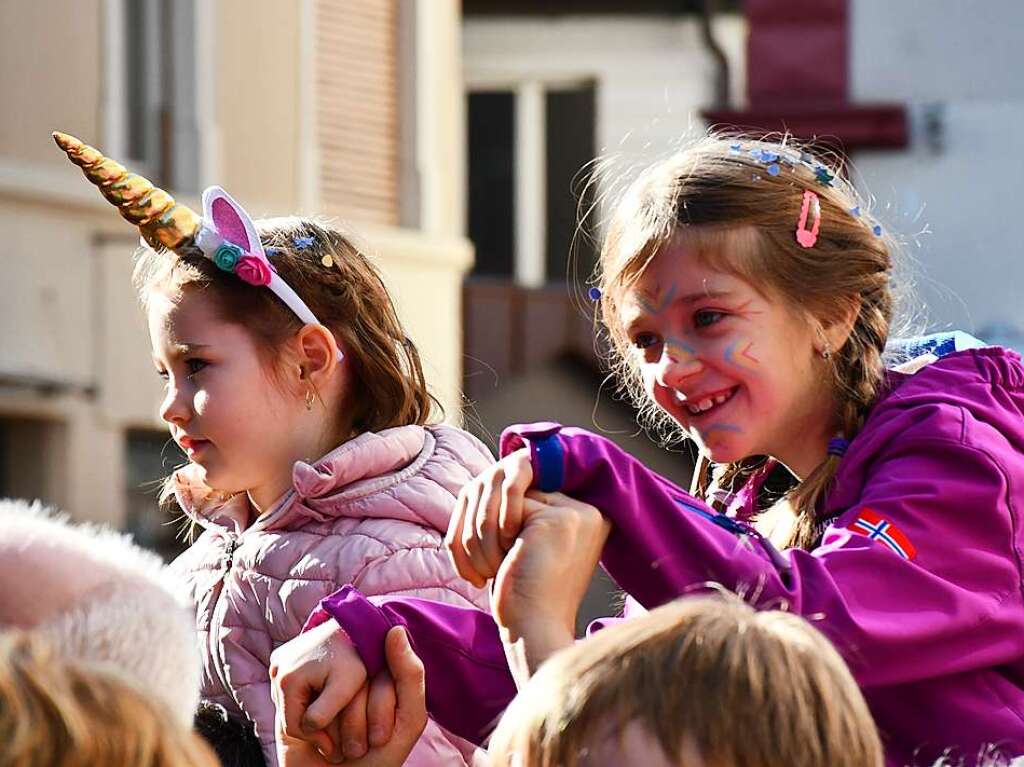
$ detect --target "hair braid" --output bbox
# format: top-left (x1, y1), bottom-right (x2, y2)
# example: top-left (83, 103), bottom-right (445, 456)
top-left (785, 288), bottom-right (891, 549)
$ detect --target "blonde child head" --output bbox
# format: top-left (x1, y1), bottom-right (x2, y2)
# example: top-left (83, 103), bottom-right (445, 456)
top-left (488, 595), bottom-right (883, 767)
top-left (0, 631), bottom-right (219, 767)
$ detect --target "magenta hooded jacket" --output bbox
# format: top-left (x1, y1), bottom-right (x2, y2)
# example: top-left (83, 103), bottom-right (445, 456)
top-left (169, 423), bottom-right (493, 767)
top-left (312, 344), bottom-right (1024, 766)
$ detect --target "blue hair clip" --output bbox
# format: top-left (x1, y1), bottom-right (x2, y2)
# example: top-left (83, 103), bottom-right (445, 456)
top-left (293, 235), bottom-right (315, 250)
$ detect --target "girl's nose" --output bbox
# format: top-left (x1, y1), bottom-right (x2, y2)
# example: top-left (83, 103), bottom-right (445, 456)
top-left (656, 339), bottom-right (703, 389)
top-left (159, 384), bottom-right (191, 426)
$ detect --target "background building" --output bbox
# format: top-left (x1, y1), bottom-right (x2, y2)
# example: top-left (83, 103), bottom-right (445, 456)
top-left (3, 0), bottom-right (1023, 578)
top-left (0, 0), bottom-right (470, 556)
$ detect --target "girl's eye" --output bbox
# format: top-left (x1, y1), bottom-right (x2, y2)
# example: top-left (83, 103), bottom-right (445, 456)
top-left (631, 332), bottom-right (661, 350)
top-left (694, 310), bottom-right (726, 329)
top-left (156, 369), bottom-right (169, 381)
top-left (185, 358), bottom-right (208, 377)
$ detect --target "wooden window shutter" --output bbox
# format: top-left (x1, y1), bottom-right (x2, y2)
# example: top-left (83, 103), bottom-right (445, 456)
top-left (316, 0), bottom-right (399, 226)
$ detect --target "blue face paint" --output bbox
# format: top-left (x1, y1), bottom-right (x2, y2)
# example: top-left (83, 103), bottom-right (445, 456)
top-left (702, 423), bottom-right (743, 435)
top-left (664, 334), bottom-right (698, 362)
top-left (637, 283), bottom-right (677, 316)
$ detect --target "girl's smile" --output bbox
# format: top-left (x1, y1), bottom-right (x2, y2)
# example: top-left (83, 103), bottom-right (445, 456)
top-left (679, 385), bottom-right (738, 416)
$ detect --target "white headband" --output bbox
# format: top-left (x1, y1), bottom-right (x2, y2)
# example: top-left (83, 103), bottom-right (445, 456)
top-left (194, 187), bottom-right (343, 362)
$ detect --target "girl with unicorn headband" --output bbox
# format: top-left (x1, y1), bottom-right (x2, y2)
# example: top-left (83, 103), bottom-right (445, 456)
top-left (53, 131), bottom-right (492, 767)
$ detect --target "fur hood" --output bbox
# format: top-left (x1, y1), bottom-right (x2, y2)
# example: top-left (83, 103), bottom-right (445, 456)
top-left (0, 498), bottom-right (200, 727)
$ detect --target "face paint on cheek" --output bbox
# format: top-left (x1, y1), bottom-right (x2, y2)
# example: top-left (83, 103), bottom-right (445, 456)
top-left (723, 339), bottom-right (760, 373)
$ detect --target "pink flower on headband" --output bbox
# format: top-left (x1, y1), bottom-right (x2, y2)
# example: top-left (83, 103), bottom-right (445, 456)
top-left (235, 255), bottom-right (273, 286)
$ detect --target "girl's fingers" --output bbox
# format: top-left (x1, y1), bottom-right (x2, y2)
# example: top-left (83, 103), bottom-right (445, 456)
top-left (459, 480), bottom-right (491, 586)
top-left (365, 670), bottom-right (397, 747)
top-left (445, 487), bottom-right (480, 585)
top-left (498, 449), bottom-right (533, 542)
top-left (338, 683), bottom-right (369, 760)
top-left (473, 470), bottom-right (507, 575)
top-left (384, 626), bottom-right (427, 732)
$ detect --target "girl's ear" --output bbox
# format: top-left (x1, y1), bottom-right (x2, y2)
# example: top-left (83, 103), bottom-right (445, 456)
top-left (295, 323), bottom-right (342, 382)
top-left (201, 186), bottom-right (265, 258)
top-left (821, 296), bottom-right (862, 355)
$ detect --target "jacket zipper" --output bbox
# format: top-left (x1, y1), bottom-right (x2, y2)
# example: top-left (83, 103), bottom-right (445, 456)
top-left (208, 532), bottom-right (241, 700)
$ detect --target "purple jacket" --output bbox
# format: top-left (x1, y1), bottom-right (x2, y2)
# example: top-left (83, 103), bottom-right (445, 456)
top-left (315, 348), bottom-right (1024, 765)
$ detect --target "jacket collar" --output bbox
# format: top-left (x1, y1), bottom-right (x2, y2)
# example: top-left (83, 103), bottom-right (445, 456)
top-left (173, 425), bottom-right (432, 535)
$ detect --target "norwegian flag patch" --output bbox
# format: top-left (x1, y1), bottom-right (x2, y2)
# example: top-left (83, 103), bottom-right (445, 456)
top-left (847, 508), bottom-right (916, 560)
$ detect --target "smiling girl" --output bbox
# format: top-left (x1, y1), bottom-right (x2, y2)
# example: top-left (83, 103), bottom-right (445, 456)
top-left (275, 134), bottom-right (1024, 767)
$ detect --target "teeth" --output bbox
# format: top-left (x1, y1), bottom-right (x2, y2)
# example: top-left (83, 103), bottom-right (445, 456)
top-left (684, 390), bottom-right (732, 416)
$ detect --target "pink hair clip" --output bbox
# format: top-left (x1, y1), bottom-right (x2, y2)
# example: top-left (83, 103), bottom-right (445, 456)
top-left (796, 190), bottom-right (821, 248)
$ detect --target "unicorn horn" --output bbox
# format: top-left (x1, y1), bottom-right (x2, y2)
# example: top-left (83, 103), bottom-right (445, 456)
top-left (52, 131), bottom-right (200, 250)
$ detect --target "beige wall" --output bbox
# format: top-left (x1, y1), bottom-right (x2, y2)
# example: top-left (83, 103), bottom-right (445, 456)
top-left (217, 0), bottom-right (302, 210)
top-left (0, 0), bottom-right (473, 532)
top-left (0, 0), bottom-right (102, 164)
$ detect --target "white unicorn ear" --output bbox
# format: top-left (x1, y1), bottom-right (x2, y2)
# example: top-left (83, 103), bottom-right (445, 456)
top-left (201, 186), bottom-right (265, 258)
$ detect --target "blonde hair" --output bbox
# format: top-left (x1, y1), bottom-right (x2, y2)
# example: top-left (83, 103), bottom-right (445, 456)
top-left (0, 631), bottom-right (219, 767)
top-left (595, 134), bottom-right (895, 549)
top-left (487, 595), bottom-right (883, 767)
top-left (135, 217), bottom-right (439, 440)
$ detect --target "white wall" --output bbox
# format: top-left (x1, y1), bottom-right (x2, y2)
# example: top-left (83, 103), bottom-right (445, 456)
top-left (850, 0), bottom-right (1024, 340)
top-left (463, 14), bottom-right (746, 209)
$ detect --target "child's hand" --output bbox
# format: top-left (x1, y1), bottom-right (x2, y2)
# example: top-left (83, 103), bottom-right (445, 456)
top-left (449, 466), bottom-right (610, 678)
top-left (271, 620), bottom-right (369, 759)
top-left (276, 626), bottom-right (427, 767)
top-left (495, 491), bottom-right (611, 679)
top-left (491, 491), bottom-right (609, 635)
top-left (445, 448), bottom-right (534, 587)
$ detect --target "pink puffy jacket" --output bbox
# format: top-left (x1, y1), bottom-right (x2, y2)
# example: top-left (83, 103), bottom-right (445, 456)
top-left (169, 424), bottom-right (493, 766)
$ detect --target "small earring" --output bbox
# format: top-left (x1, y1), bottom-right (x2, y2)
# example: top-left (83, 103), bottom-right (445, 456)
top-left (822, 343), bottom-right (832, 360)
top-left (305, 388), bottom-right (315, 411)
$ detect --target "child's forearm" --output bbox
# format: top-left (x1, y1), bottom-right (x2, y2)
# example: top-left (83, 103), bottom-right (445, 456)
top-left (499, 619), bottom-right (575, 688)
top-left (499, 423), bottom-right (782, 608)
top-left (311, 586), bottom-right (518, 745)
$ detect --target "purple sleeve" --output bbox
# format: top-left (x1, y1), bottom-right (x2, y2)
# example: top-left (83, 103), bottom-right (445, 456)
top-left (500, 422), bottom-right (1024, 689)
top-left (500, 422), bottom-right (785, 608)
top-left (315, 586), bottom-right (516, 745)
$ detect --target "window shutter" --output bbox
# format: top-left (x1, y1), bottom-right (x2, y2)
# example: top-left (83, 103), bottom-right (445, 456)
top-left (315, 0), bottom-right (399, 225)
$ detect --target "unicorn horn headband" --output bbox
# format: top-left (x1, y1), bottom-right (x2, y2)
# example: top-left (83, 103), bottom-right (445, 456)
top-left (53, 132), bottom-right (342, 361)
